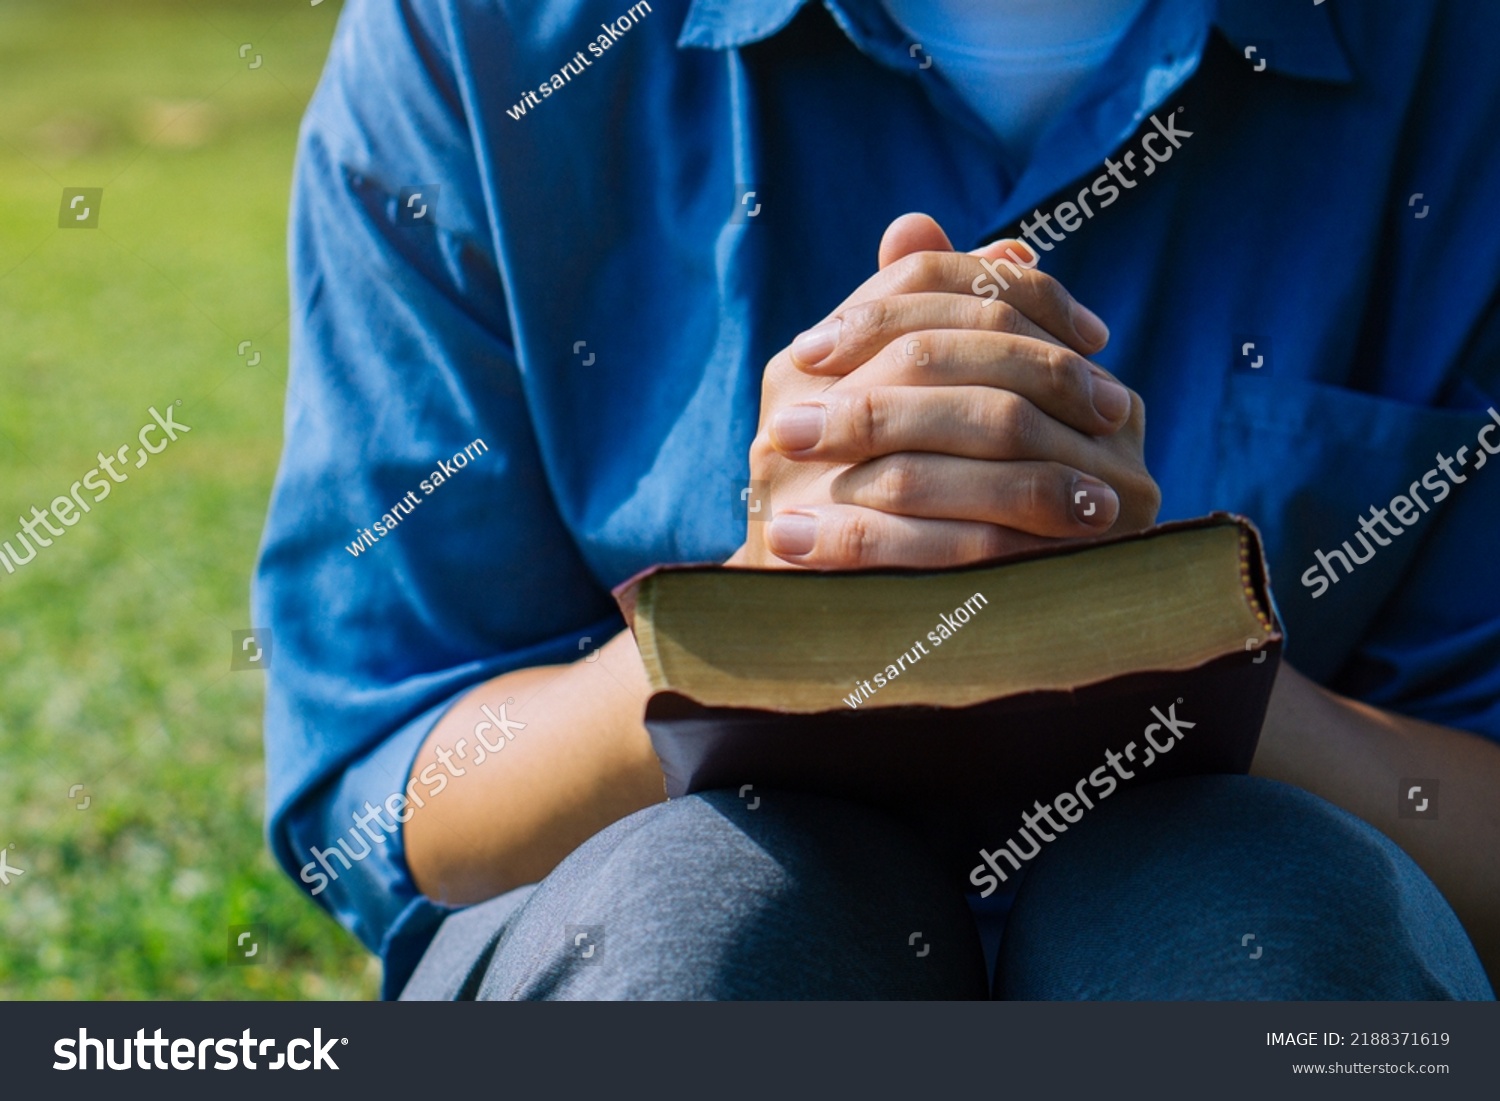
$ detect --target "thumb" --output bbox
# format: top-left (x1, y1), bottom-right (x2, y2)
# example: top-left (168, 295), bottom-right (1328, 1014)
top-left (877, 212), bottom-right (955, 269)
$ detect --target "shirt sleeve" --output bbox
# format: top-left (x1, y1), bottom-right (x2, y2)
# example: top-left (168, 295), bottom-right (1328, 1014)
top-left (253, 0), bottom-right (620, 993)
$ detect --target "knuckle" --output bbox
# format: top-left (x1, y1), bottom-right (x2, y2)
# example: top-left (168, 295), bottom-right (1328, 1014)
top-left (759, 354), bottom-right (793, 395)
top-left (1020, 465), bottom-right (1055, 524)
top-left (890, 251), bottom-right (946, 294)
top-left (874, 458), bottom-right (922, 509)
top-left (1115, 468), bottom-right (1162, 527)
top-left (1031, 272), bottom-right (1072, 323)
top-left (973, 524), bottom-right (1011, 560)
top-left (980, 300), bottom-right (1023, 335)
top-left (1138, 472), bottom-right (1163, 518)
top-left (1043, 347), bottom-right (1091, 405)
top-left (749, 431), bottom-right (777, 470)
top-left (983, 390), bottom-right (1035, 452)
top-left (844, 297), bottom-right (893, 345)
top-left (849, 388), bottom-right (891, 454)
top-left (894, 330), bottom-right (938, 375)
top-left (830, 511), bottom-right (878, 567)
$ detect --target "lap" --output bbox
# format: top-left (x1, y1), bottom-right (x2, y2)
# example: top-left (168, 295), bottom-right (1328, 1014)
top-left (472, 789), bottom-right (989, 1000)
top-left (997, 774), bottom-right (1494, 1000)
top-left (401, 777), bottom-right (1493, 1001)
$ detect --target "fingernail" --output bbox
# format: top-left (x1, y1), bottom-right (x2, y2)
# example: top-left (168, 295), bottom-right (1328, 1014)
top-left (791, 320), bottom-right (842, 366)
top-left (1091, 377), bottom-right (1130, 425)
top-left (771, 404), bottom-right (826, 451)
top-left (768, 512), bottom-right (818, 556)
top-left (1071, 302), bottom-right (1109, 348)
top-left (1071, 477), bottom-right (1119, 528)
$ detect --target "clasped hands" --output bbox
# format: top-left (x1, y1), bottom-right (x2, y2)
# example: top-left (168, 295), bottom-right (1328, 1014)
top-left (731, 213), bottom-right (1160, 570)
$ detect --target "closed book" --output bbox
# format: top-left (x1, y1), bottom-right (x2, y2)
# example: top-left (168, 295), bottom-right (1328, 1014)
top-left (614, 513), bottom-right (1282, 886)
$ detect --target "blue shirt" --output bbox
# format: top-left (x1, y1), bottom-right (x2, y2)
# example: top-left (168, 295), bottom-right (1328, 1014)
top-left (256, 0), bottom-right (1500, 996)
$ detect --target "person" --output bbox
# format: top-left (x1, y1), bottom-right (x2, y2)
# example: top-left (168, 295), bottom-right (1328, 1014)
top-left (255, 0), bottom-right (1500, 999)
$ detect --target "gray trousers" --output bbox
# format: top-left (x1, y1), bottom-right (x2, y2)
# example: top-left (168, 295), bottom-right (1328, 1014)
top-left (399, 780), bottom-right (1493, 1001)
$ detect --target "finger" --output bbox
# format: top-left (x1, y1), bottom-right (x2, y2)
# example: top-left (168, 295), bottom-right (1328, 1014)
top-left (790, 292), bottom-right (1067, 378)
top-left (767, 385), bottom-right (1110, 467)
top-left (970, 238), bottom-right (1106, 349)
top-left (878, 212), bottom-right (955, 270)
top-left (764, 504), bottom-right (1049, 569)
top-left (838, 329), bottom-right (1131, 435)
top-left (830, 453), bottom-right (1120, 537)
top-left (799, 246), bottom-right (1106, 363)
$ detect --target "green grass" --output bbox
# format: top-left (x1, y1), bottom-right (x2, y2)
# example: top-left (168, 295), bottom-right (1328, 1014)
top-left (0, 0), bottom-right (380, 999)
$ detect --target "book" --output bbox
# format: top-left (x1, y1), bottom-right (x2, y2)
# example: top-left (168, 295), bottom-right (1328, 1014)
top-left (614, 513), bottom-right (1282, 892)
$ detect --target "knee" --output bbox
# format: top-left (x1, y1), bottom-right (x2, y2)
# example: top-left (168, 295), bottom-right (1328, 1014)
top-left (488, 791), bottom-right (986, 999)
top-left (570, 789), bottom-right (966, 943)
top-left (999, 775), bottom-right (1491, 1000)
top-left (591, 789), bottom-right (940, 895)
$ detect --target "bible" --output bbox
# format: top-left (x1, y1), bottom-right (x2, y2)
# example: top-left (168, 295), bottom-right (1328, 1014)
top-left (614, 513), bottom-right (1282, 887)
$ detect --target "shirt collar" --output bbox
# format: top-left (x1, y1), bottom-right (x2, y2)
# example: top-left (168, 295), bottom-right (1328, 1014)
top-left (1212, 0), bottom-right (1354, 83)
top-left (678, 0), bottom-right (1354, 85)
top-left (676, 0), bottom-right (809, 50)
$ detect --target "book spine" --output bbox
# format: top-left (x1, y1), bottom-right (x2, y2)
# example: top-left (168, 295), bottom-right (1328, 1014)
top-left (1237, 525), bottom-right (1277, 635)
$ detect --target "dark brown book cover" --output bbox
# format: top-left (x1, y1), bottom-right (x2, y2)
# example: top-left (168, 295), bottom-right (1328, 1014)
top-left (614, 514), bottom-right (1282, 886)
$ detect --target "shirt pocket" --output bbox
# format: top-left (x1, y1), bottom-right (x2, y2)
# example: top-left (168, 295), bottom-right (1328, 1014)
top-left (1212, 371), bottom-right (1495, 682)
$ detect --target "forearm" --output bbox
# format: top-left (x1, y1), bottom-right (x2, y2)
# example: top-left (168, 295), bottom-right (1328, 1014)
top-left (1252, 664), bottom-right (1500, 980)
top-left (403, 629), bottom-right (665, 905)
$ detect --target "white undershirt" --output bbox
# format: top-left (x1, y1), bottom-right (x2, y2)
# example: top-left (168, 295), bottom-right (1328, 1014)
top-left (881, 0), bottom-right (1152, 163)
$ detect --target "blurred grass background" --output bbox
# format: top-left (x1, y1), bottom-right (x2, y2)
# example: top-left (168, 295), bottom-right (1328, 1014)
top-left (0, 0), bottom-right (379, 998)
